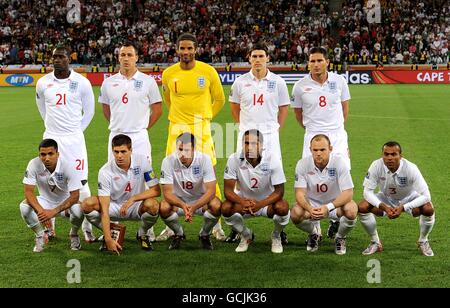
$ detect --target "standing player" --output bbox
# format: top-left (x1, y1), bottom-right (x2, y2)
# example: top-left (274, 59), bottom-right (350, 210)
top-left (290, 134), bottom-right (357, 255)
top-left (36, 46), bottom-right (95, 243)
top-left (99, 41), bottom-right (162, 163)
top-left (358, 141), bottom-right (435, 257)
top-left (159, 133), bottom-right (221, 250)
top-left (291, 46), bottom-right (352, 239)
top-left (99, 41), bottom-right (162, 241)
top-left (160, 32), bottom-right (226, 241)
top-left (20, 139), bottom-right (84, 252)
top-left (228, 42), bottom-right (290, 244)
top-left (81, 134), bottom-right (160, 254)
top-left (222, 129), bottom-right (290, 253)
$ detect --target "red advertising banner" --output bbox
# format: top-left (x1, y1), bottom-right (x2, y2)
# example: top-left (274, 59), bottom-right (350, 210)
top-left (86, 72), bottom-right (163, 86)
top-left (372, 70), bottom-right (450, 84)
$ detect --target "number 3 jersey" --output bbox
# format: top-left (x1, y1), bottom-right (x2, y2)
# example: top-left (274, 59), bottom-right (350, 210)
top-left (363, 158), bottom-right (430, 203)
top-left (295, 154), bottom-right (354, 204)
top-left (98, 153), bottom-right (158, 205)
top-left (160, 151), bottom-right (216, 203)
top-left (224, 152), bottom-right (286, 201)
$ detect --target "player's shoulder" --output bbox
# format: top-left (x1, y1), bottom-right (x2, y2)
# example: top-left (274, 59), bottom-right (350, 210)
top-left (27, 157), bottom-right (42, 170)
top-left (296, 155), bottom-right (312, 170)
top-left (328, 72), bottom-right (347, 84)
top-left (99, 160), bottom-right (114, 176)
top-left (196, 61), bottom-right (218, 75)
top-left (233, 72), bottom-right (251, 84)
top-left (101, 72), bottom-right (121, 84)
top-left (401, 158), bottom-right (421, 173)
top-left (36, 72), bottom-right (53, 86)
top-left (293, 74), bottom-right (311, 88)
top-left (162, 63), bottom-right (181, 76)
top-left (227, 152), bottom-right (242, 164)
top-left (268, 71), bottom-right (286, 83)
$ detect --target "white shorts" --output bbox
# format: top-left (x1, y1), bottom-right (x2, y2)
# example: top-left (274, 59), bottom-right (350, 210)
top-left (176, 206), bottom-right (205, 217)
top-left (242, 206), bottom-right (269, 219)
top-left (44, 131), bottom-right (88, 180)
top-left (302, 128), bottom-right (350, 169)
top-left (376, 192), bottom-right (420, 216)
top-left (108, 201), bottom-right (142, 221)
top-left (109, 129), bottom-right (152, 164)
top-left (237, 130), bottom-right (282, 163)
top-left (37, 196), bottom-right (72, 218)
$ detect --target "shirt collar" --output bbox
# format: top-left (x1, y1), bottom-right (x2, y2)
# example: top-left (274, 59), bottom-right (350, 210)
top-left (112, 155), bottom-right (136, 174)
top-left (249, 69), bottom-right (272, 81)
top-left (118, 70), bottom-right (140, 80)
top-left (51, 70), bottom-right (73, 82)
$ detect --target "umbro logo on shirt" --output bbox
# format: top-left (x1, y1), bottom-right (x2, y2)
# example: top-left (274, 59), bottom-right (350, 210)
top-left (113, 176), bottom-right (120, 181)
top-left (112, 84), bottom-right (119, 87)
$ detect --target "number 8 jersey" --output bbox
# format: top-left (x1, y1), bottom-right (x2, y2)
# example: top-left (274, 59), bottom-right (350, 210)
top-left (295, 154), bottom-right (353, 204)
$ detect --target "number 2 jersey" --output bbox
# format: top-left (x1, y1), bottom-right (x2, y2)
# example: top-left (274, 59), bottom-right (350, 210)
top-left (295, 154), bottom-right (354, 204)
top-left (224, 152), bottom-right (286, 201)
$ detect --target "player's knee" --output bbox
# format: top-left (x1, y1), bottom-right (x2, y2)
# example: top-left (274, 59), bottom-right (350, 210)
top-left (357, 200), bottom-right (371, 214)
top-left (208, 198), bottom-right (221, 216)
top-left (221, 200), bottom-right (234, 217)
top-left (420, 202), bottom-right (434, 216)
top-left (81, 196), bottom-right (98, 213)
top-left (142, 198), bottom-right (159, 216)
top-left (159, 200), bottom-right (172, 218)
top-left (274, 199), bottom-right (289, 216)
top-left (290, 204), bottom-right (302, 224)
top-left (344, 201), bottom-right (358, 220)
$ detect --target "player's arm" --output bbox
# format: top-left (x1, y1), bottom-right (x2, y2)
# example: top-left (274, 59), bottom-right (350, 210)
top-left (295, 187), bottom-right (314, 213)
top-left (39, 189), bottom-right (80, 223)
top-left (278, 105), bottom-right (289, 129)
top-left (102, 104), bottom-right (111, 122)
top-left (148, 102), bottom-right (162, 129)
top-left (342, 100), bottom-right (349, 122)
top-left (98, 195), bottom-right (121, 254)
top-left (230, 102), bottom-right (240, 123)
top-left (35, 82), bottom-right (46, 120)
top-left (401, 168), bottom-right (431, 213)
top-left (24, 184), bottom-right (45, 214)
top-left (161, 73), bottom-right (171, 108)
top-left (331, 188), bottom-right (353, 209)
top-left (210, 69), bottom-right (225, 118)
top-left (255, 183), bottom-right (284, 210)
top-left (293, 108), bottom-right (305, 129)
top-left (119, 183), bottom-right (160, 216)
top-left (224, 178), bottom-right (247, 205)
top-left (190, 180), bottom-right (216, 212)
top-left (162, 183), bottom-right (188, 209)
top-left (81, 82), bottom-right (95, 131)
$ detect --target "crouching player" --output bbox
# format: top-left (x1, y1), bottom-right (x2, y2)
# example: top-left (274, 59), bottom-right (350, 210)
top-left (291, 134), bottom-right (357, 255)
top-left (159, 133), bottom-right (221, 250)
top-left (81, 134), bottom-right (160, 254)
top-left (222, 129), bottom-right (290, 253)
top-left (359, 141), bottom-right (435, 257)
top-left (20, 139), bottom-right (84, 252)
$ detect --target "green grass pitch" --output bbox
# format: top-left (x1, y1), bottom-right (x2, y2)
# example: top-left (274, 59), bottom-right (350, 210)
top-left (0, 84), bottom-right (448, 287)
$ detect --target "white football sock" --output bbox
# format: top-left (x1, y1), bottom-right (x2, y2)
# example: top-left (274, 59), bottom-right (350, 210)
top-left (360, 213), bottom-right (380, 243)
top-left (162, 212), bottom-right (183, 236)
top-left (224, 213), bottom-right (251, 238)
top-left (139, 212), bottom-right (158, 236)
top-left (419, 214), bottom-right (435, 242)
top-left (336, 215), bottom-right (356, 239)
top-left (69, 203), bottom-right (84, 235)
top-left (200, 211), bottom-right (219, 236)
top-left (85, 210), bottom-right (102, 230)
top-left (295, 220), bottom-right (315, 234)
top-left (273, 212), bottom-right (290, 238)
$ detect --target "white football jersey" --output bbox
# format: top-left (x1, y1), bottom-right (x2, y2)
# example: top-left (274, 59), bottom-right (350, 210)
top-left (363, 158), bottom-right (430, 202)
top-left (23, 157), bottom-right (83, 205)
top-left (229, 70), bottom-right (290, 133)
top-left (98, 153), bottom-right (158, 205)
top-left (98, 70), bottom-right (162, 133)
top-left (224, 152), bottom-right (286, 201)
top-left (36, 70), bottom-right (95, 134)
top-left (160, 151), bottom-right (216, 203)
top-left (291, 72), bottom-right (350, 131)
top-left (295, 154), bottom-right (354, 204)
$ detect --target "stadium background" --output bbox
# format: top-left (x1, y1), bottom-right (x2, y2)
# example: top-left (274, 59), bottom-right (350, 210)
top-left (0, 0), bottom-right (449, 288)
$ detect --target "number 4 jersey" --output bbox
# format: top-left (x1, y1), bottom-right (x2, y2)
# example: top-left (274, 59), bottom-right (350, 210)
top-left (295, 154), bottom-right (354, 205)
